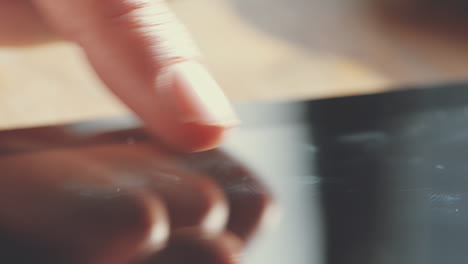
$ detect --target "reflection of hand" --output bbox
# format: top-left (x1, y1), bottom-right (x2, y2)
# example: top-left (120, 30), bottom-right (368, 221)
top-left (0, 142), bottom-right (273, 264)
top-left (1, 0), bottom-right (239, 152)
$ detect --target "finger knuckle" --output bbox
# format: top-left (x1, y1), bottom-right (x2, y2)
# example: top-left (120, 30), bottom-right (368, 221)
top-left (191, 177), bottom-right (228, 229)
top-left (74, 189), bottom-right (168, 260)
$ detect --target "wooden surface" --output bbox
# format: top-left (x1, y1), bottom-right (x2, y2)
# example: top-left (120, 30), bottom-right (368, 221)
top-left (1, 0), bottom-right (468, 129)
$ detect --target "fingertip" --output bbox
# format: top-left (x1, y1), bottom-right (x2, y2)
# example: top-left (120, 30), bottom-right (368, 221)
top-left (152, 60), bottom-right (240, 152)
top-left (148, 121), bottom-right (235, 152)
top-left (178, 122), bottom-right (232, 152)
top-left (156, 61), bottom-right (239, 127)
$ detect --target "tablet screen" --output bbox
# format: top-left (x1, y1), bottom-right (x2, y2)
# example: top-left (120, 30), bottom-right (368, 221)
top-left (232, 83), bottom-right (468, 264)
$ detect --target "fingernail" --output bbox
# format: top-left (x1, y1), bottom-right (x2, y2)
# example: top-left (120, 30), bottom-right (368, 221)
top-left (157, 61), bottom-right (240, 127)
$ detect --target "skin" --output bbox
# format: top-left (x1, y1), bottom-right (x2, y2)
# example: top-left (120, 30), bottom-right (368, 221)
top-left (0, 1), bottom-right (270, 262)
top-left (0, 0), bottom-right (239, 152)
top-left (0, 128), bottom-right (275, 263)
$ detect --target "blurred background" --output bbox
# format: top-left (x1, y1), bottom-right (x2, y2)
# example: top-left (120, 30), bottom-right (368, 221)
top-left (2, 0), bottom-right (468, 129)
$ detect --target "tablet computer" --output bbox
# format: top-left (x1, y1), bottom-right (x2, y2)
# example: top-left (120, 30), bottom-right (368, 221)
top-left (2, 82), bottom-right (468, 264)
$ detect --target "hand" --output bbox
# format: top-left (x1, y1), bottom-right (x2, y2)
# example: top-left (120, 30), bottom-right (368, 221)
top-left (0, 128), bottom-right (274, 264)
top-left (0, 0), bottom-right (239, 152)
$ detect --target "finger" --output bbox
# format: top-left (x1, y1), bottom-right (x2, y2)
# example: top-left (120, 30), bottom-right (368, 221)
top-left (85, 143), bottom-right (229, 234)
top-left (32, 0), bottom-right (239, 152)
top-left (0, 149), bottom-right (170, 264)
top-left (179, 150), bottom-right (278, 242)
top-left (0, 127), bottom-right (230, 233)
top-left (147, 170), bottom-right (229, 234)
top-left (137, 230), bottom-right (243, 264)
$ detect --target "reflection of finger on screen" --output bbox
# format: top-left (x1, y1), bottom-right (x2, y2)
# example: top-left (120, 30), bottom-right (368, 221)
top-left (0, 150), bottom-right (170, 264)
top-left (178, 150), bottom-right (276, 242)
